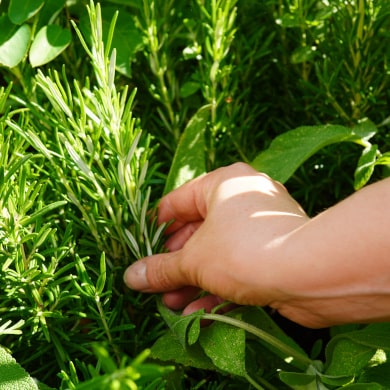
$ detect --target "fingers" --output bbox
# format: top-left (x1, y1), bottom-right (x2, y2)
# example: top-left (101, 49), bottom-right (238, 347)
top-left (162, 286), bottom-right (201, 310)
top-left (157, 163), bottom-right (260, 233)
top-left (158, 174), bottom-right (208, 233)
top-left (164, 221), bottom-right (202, 251)
top-left (123, 251), bottom-right (188, 292)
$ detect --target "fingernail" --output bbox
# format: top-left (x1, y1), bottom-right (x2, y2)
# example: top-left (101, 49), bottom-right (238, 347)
top-left (124, 261), bottom-right (150, 291)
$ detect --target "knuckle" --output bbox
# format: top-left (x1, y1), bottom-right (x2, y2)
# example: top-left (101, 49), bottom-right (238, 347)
top-left (147, 258), bottom-right (173, 290)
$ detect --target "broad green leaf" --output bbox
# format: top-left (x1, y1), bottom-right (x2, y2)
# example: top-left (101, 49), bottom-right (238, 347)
top-left (0, 17), bottom-right (31, 68)
top-left (327, 323), bottom-right (390, 355)
top-left (164, 105), bottom-right (210, 194)
top-left (325, 323), bottom-right (390, 377)
top-left (199, 319), bottom-right (246, 377)
top-left (354, 144), bottom-right (378, 190)
top-left (29, 25), bottom-right (71, 67)
top-left (79, 6), bottom-right (144, 77)
top-left (251, 120), bottom-right (377, 183)
top-left (280, 369), bottom-right (353, 389)
top-left (150, 331), bottom-right (215, 371)
top-left (8, 0), bottom-right (44, 24)
top-left (325, 338), bottom-right (375, 376)
top-left (279, 371), bottom-right (317, 390)
top-left (0, 346), bottom-right (39, 390)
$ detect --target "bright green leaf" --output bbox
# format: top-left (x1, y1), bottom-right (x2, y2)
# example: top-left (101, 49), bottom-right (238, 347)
top-left (251, 120), bottom-right (377, 183)
top-left (0, 346), bottom-right (39, 390)
top-left (325, 338), bottom-right (375, 376)
top-left (375, 151), bottom-right (390, 166)
top-left (199, 320), bottom-right (247, 377)
top-left (8, 0), bottom-right (45, 24)
top-left (164, 105), bottom-right (210, 194)
top-left (29, 25), bottom-right (71, 67)
top-left (0, 17), bottom-right (31, 68)
top-left (324, 323), bottom-right (390, 377)
top-left (353, 143), bottom-right (378, 190)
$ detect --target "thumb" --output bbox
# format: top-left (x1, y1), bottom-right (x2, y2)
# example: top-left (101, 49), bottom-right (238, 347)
top-left (123, 251), bottom-right (187, 292)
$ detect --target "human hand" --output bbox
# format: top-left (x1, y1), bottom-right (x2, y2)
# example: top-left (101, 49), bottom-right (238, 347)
top-left (123, 163), bottom-right (309, 318)
top-left (124, 163), bottom-right (390, 328)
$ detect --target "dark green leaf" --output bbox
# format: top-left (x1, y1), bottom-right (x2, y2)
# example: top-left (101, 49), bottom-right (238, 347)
top-left (353, 144), bottom-right (378, 190)
top-left (279, 371), bottom-right (317, 390)
top-left (36, 0), bottom-right (66, 29)
top-left (30, 25), bottom-right (71, 67)
top-left (251, 120), bottom-right (377, 183)
top-left (150, 331), bottom-right (215, 371)
top-left (164, 105), bottom-right (210, 194)
top-left (359, 362), bottom-right (390, 387)
top-left (0, 16), bottom-right (31, 68)
top-left (8, 0), bottom-right (44, 24)
top-left (180, 80), bottom-right (201, 98)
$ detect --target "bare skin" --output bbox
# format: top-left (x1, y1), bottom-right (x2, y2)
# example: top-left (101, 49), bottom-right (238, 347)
top-left (123, 162), bottom-right (390, 328)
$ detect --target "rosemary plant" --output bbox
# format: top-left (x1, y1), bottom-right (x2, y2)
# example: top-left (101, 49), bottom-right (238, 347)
top-left (1, 2), bottom-right (167, 387)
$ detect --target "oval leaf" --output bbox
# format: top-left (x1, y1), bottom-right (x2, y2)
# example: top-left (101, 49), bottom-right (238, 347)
top-left (0, 346), bottom-right (39, 390)
top-left (0, 19), bottom-right (31, 68)
top-left (30, 25), bottom-right (71, 67)
top-left (164, 105), bottom-right (210, 194)
top-left (199, 320), bottom-right (247, 377)
top-left (251, 120), bottom-right (377, 183)
top-left (8, 0), bottom-right (45, 24)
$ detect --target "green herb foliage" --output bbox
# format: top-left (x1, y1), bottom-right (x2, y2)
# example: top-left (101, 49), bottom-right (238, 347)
top-left (1, 0), bottom-right (390, 389)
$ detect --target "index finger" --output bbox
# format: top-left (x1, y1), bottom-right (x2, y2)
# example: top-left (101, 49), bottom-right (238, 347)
top-left (158, 163), bottom-right (260, 234)
top-left (158, 173), bottom-right (208, 234)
